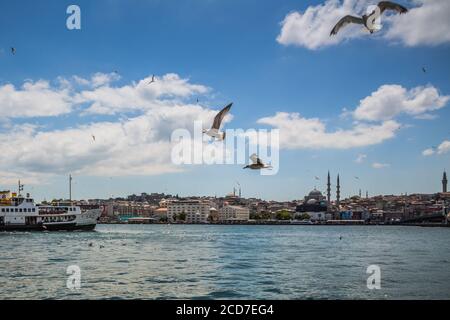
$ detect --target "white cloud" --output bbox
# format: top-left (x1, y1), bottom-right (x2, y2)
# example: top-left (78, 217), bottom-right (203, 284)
top-left (72, 76), bottom-right (91, 86)
top-left (355, 153), bottom-right (367, 163)
top-left (277, 0), bottom-right (450, 49)
top-left (0, 80), bottom-right (72, 118)
top-left (437, 141), bottom-right (450, 155)
top-left (385, 0), bottom-right (450, 46)
top-left (256, 112), bottom-right (400, 150)
top-left (0, 73), bottom-right (227, 179)
top-left (255, 83), bottom-right (448, 151)
top-left (0, 73), bottom-right (209, 118)
top-left (423, 140), bottom-right (450, 156)
top-left (75, 73), bottom-right (209, 115)
top-left (353, 85), bottom-right (449, 121)
top-left (73, 72), bottom-right (121, 88)
top-left (0, 106), bottom-right (223, 178)
top-left (372, 162), bottom-right (390, 169)
top-left (422, 148), bottom-right (435, 156)
top-left (0, 170), bottom-right (44, 185)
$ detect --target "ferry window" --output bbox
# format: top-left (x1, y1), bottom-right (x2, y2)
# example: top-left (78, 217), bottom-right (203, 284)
top-left (15, 209), bottom-right (18, 212)
top-left (6, 208), bottom-right (9, 212)
top-left (32, 208), bottom-right (35, 212)
top-left (1, 209), bottom-right (4, 212)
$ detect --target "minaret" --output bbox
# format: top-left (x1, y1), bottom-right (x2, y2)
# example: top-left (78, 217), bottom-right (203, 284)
top-left (366, 190), bottom-right (369, 199)
top-left (443, 171), bottom-right (448, 193)
top-left (336, 174), bottom-right (340, 208)
top-left (359, 189), bottom-right (362, 198)
top-left (327, 171), bottom-right (331, 207)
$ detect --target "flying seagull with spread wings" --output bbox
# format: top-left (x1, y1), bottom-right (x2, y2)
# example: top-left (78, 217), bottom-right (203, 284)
top-left (243, 154), bottom-right (273, 170)
top-left (148, 75), bottom-right (156, 85)
top-left (330, 1), bottom-right (408, 36)
top-left (203, 103), bottom-right (232, 141)
top-left (11, 47), bottom-right (16, 55)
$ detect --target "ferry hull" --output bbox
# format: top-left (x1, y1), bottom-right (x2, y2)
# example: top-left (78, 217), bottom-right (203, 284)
top-left (44, 223), bottom-right (97, 231)
top-left (0, 224), bottom-right (44, 232)
top-left (0, 223), bottom-right (97, 232)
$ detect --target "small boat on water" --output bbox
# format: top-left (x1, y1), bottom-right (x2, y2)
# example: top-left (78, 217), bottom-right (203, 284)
top-left (0, 190), bottom-right (101, 232)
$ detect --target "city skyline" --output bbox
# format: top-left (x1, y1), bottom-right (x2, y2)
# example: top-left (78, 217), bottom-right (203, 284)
top-left (1, 0), bottom-right (450, 202)
top-left (10, 169), bottom-right (448, 204)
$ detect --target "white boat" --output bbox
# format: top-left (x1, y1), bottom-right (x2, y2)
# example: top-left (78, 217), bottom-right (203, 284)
top-left (0, 190), bottom-right (101, 232)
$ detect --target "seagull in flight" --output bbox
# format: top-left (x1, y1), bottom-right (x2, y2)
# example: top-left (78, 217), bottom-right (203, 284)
top-left (148, 75), bottom-right (156, 85)
top-left (11, 47), bottom-right (16, 55)
top-left (330, 1), bottom-right (408, 36)
top-left (92, 134), bottom-right (96, 142)
top-left (355, 176), bottom-right (360, 180)
top-left (203, 103), bottom-right (232, 141)
top-left (315, 176), bottom-right (320, 181)
top-left (243, 154), bottom-right (272, 170)
top-left (422, 67), bottom-right (427, 73)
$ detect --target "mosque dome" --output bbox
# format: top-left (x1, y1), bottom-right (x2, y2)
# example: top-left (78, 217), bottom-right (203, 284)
top-left (307, 198), bottom-right (318, 205)
top-left (308, 189), bottom-right (323, 197)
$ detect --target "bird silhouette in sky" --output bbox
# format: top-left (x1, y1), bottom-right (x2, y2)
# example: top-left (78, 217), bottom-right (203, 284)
top-left (331, 1), bottom-right (408, 36)
top-left (203, 103), bottom-right (232, 141)
top-left (243, 154), bottom-right (273, 170)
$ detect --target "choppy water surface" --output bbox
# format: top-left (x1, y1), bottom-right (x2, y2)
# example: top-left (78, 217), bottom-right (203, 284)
top-left (1, 225), bottom-right (449, 299)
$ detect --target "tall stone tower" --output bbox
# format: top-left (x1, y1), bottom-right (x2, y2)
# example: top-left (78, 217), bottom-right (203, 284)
top-left (443, 171), bottom-right (448, 193)
top-left (327, 171), bottom-right (331, 207)
top-left (336, 174), bottom-right (341, 208)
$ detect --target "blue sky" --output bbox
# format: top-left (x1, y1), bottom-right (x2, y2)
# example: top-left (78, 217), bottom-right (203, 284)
top-left (1, 0), bottom-right (450, 201)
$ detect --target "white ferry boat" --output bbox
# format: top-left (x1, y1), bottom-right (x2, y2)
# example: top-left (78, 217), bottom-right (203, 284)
top-left (0, 190), bottom-right (101, 232)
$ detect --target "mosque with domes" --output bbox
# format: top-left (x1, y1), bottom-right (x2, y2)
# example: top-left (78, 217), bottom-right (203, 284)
top-left (296, 189), bottom-right (328, 213)
top-left (296, 171), bottom-right (340, 220)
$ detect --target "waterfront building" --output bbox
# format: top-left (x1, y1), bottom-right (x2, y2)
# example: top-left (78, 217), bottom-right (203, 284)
top-left (159, 198), bottom-right (178, 208)
top-left (219, 205), bottom-right (250, 222)
top-left (340, 211), bottom-right (352, 220)
top-left (307, 211), bottom-right (331, 221)
top-left (167, 200), bottom-right (216, 223)
top-left (153, 207), bottom-right (168, 220)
